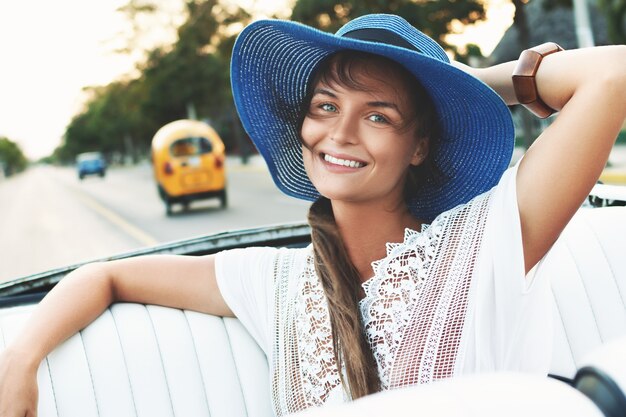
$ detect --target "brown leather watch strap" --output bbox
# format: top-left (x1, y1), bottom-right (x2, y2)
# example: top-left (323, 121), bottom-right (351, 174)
top-left (512, 42), bottom-right (564, 119)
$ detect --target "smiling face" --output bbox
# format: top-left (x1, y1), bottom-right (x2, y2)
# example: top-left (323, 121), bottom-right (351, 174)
top-left (300, 52), bottom-right (430, 209)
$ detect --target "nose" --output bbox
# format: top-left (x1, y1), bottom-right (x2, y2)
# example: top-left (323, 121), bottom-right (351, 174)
top-left (329, 113), bottom-right (358, 145)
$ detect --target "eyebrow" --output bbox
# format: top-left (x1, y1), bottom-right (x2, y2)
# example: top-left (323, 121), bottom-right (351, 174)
top-left (312, 88), bottom-right (404, 116)
top-left (312, 88), bottom-right (337, 98)
top-left (367, 101), bottom-right (403, 115)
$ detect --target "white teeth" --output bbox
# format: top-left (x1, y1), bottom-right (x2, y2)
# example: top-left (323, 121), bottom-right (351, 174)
top-left (324, 154), bottom-right (364, 168)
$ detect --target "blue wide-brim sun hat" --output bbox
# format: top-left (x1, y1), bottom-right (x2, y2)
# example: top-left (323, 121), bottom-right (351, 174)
top-left (231, 14), bottom-right (514, 222)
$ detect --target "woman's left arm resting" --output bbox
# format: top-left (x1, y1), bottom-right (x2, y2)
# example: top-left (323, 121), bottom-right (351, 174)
top-left (467, 46), bottom-right (626, 272)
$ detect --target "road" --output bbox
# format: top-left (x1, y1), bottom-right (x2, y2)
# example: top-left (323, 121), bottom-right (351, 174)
top-left (0, 158), bottom-right (309, 281)
top-left (3, 145), bottom-right (626, 282)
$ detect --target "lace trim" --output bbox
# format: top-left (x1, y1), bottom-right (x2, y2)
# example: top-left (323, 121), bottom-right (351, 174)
top-left (272, 249), bottom-right (295, 413)
top-left (272, 192), bottom-right (491, 415)
top-left (359, 216), bottom-right (447, 389)
top-left (295, 255), bottom-right (341, 405)
top-left (417, 198), bottom-right (486, 383)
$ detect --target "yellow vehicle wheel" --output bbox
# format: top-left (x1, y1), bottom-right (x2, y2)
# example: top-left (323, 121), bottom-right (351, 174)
top-left (219, 189), bottom-right (227, 208)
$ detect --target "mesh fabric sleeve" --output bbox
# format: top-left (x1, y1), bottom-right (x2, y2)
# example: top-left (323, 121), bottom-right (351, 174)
top-left (214, 246), bottom-right (278, 357)
top-left (462, 162), bottom-right (553, 375)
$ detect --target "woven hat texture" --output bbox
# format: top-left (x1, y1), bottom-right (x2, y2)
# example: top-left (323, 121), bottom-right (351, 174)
top-left (231, 14), bottom-right (514, 221)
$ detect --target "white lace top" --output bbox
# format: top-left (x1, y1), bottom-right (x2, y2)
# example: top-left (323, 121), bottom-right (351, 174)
top-left (215, 165), bottom-right (553, 416)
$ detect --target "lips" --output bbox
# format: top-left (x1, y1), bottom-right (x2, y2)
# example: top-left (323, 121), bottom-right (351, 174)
top-left (322, 153), bottom-right (367, 168)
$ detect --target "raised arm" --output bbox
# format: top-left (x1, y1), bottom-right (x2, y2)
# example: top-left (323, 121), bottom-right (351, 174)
top-left (0, 254), bottom-right (231, 417)
top-left (458, 46), bottom-right (626, 272)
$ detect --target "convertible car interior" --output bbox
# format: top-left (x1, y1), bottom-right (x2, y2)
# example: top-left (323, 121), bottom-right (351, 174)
top-left (0, 190), bottom-right (625, 417)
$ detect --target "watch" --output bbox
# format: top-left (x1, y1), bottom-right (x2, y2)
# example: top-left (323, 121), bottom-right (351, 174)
top-left (512, 42), bottom-right (564, 119)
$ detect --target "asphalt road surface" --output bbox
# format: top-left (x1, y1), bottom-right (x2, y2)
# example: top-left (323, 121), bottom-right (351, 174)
top-left (0, 158), bottom-right (309, 281)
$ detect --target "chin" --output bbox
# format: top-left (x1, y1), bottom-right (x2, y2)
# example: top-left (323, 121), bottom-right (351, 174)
top-left (314, 186), bottom-right (364, 203)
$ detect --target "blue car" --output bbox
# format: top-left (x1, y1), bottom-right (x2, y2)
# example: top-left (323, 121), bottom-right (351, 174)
top-left (76, 152), bottom-right (106, 180)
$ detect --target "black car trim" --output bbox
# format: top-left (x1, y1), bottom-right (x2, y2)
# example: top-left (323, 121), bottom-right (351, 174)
top-left (0, 222), bottom-right (311, 298)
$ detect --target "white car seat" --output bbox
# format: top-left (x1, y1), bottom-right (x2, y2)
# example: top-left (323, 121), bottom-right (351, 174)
top-left (544, 207), bottom-right (626, 380)
top-left (0, 207), bottom-right (625, 416)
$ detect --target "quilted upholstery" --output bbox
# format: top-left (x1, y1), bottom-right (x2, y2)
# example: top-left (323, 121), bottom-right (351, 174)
top-left (0, 206), bottom-right (624, 416)
top-left (545, 207), bottom-right (626, 378)
top-left (0, 304), bottom-right (273, 417)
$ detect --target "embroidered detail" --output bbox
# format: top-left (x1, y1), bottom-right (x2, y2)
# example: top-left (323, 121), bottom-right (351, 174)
top-left (295, 256), bottom-right (340, 405)
top-left (271, 248), bottom-right (344, 415)
top-left (359, 216), bottom-right (447, 388)
top-left (271, 192), bottom-right (492, 416)
top-left (271, 249), bottom-right (296, 414)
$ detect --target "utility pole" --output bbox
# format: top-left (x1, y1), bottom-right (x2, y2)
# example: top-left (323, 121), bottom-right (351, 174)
top-left (186, 102), bottom-right (198, 120)
top-left (572, 0), bottom-right (595, 47)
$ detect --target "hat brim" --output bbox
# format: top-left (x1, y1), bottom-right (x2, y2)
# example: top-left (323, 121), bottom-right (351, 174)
top-left (231, 19), bottom-right (514, 222)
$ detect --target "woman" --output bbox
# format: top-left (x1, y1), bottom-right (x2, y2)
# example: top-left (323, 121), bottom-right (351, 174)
top-left (1, 14), bottom-right (624, 417)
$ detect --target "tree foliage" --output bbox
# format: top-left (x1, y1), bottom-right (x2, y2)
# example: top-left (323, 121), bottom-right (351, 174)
top-left (542, 0), bottom-right (626, 44)
top-left (57, 0), bottom-right (489, 163)
top-left (291, 0), bottom-right (486, 49)
top-left (0, 137), bottom-right (28, 176)
top-left (598, 0), bottom-right (626, 44)
top-left (58, 80), bottom-right (146, 164)
top-left (57, 0), bottom-right (250, 164)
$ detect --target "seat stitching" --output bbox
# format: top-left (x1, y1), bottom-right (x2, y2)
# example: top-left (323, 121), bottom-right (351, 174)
top-left (110, 306), bottom-right (140, 417)
top-left (45, 357), bottom-right (60, 417)
top-left (145, 305), bottom-right (177, 417)
top-left (78, 330), bottom-right (101, 417)
top-left (550, 289), bottom-right (578, 369)
top-left (582, 215), bottom-right (626, 309)
top-left (223, 320), bottom-right (250, 417)
top-left (564, 239), bottom-right (604, 343)
top-left (182, 311), bottom-right (212, 416)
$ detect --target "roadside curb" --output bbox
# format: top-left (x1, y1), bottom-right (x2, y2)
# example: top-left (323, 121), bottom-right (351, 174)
top-left (599, 169), bottom-right (626, 185)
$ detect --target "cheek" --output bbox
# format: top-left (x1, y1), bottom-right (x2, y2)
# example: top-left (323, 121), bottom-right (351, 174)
top-left (300, 117), bottom-right (327, 148)
top-left (368, 135), bottom-right (419, 175)
top-left (302, 145), bottom-right (314, 174)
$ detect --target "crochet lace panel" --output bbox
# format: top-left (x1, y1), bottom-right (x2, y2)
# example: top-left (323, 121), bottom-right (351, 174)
top-left (271, 193), bottom-right (491, 416)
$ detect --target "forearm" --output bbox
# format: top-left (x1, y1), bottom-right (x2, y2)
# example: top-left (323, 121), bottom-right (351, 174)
top-left (4, 253), bottom-right (228, 371)
top-left (5, 262), bottom-right (115, 370)
top-left (455, 45), bottom-right (626, 110)
top-left (534, 45), bottom-right (626, 113)
top-left (453, 60), bottom-right (518, 105)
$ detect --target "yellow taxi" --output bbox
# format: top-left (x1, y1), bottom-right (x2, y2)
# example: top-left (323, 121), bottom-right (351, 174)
top-left (151, 119), bottom-right (226, 215)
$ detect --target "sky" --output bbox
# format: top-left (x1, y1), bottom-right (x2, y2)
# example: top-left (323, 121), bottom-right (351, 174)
top-left (0, 0), bottom-right (514, 160)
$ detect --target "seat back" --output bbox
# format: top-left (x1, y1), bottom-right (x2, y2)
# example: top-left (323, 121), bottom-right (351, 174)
top-left (0, 303), bottom-right (274, 417)
top-left (1, 207), bottom-right (625, 416)
top-left (544, 207), bottom-right (626, 379)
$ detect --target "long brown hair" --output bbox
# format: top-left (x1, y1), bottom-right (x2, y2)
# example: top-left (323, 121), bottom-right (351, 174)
top-left (304, 51), bottom-right (442, 398)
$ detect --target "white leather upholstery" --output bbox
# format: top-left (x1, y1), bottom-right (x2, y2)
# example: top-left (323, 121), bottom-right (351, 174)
top-left (543, 207), bottom-right (626, 378)
top-left (294, 373), bottom-right (604, 417)
top-left (0, 304), bottom-right (274, 417)
top-left (0, 207), bottom-right (625, 416)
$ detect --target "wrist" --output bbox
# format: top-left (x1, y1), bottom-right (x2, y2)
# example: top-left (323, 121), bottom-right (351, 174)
top-left (2, 345), bottom-right (42, 373)
top-left (512, 42), bottom-right (564, 118)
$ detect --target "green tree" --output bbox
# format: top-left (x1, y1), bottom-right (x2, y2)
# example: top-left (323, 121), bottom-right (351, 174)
top-left (59, 0), bottom-right (251, 162)
top-left (59, 79), bottom-right (147, 164)
top-left (291, 0), bottom-right (486, 49)
top-left (598, 0), bottom-right (626, 43)
top-left (540, 0), bottom-right (625, 44)
top-left (453, 43), bottom-right (484, 64)
top-left (0, 137), bottom-right (28, 176)
top-left (137, 0), bottom-right (250, 151)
